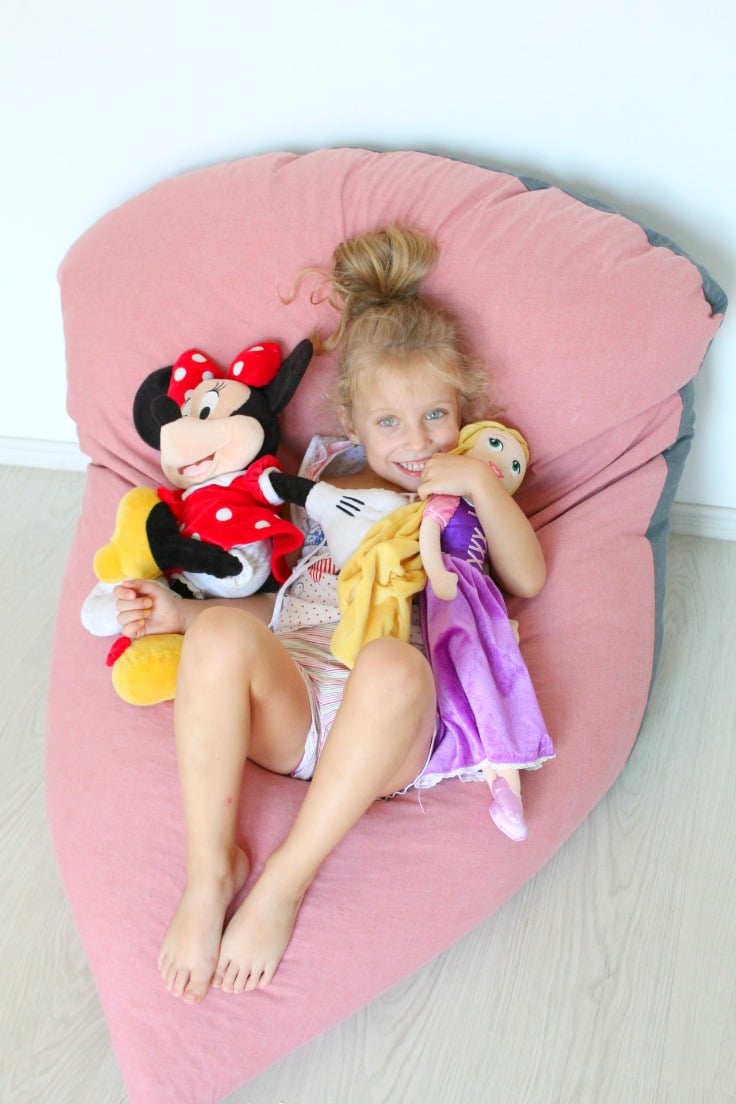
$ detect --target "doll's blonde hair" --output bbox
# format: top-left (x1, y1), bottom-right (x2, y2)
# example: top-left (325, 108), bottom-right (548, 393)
top-left (457, 420), bottom-right (530, 465)
top-left (307, 225), bottom-right (491, 424)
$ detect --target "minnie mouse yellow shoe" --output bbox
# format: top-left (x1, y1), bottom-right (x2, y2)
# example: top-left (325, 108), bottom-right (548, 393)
top-left (107, 634), bottom-right (182, 706)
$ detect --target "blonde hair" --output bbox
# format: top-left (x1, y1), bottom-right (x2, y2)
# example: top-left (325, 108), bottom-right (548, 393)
top-left (457, 420), bottom-right (530, 464)
top-left (304, 225), bottom-right (492, 424)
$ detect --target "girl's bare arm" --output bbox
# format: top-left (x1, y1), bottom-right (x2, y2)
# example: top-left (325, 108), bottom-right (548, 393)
top-left (114, 579), bottom-right (277, 639)
top-left (418, 454), bottom-right (546, 598)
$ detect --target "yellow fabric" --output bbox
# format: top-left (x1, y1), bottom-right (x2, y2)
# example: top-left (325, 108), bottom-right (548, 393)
top-left (93, 486), bottom-right (161, 582)
top-left (111, 633), bottom-right (183, 706)
top-left (91, 486), bottom-right (185, 705)
top-left (331, 420), bottom-right (527, 669)
top-left (330, 499), bottom-right (427, 667)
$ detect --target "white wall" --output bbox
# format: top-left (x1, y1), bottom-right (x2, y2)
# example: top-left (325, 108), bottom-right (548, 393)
top-left (2, 0), bottom-right (733, 509)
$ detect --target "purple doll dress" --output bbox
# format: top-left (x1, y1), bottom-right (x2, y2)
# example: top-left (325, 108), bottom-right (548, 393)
top-left (417, 497), bottom-right (553, 788)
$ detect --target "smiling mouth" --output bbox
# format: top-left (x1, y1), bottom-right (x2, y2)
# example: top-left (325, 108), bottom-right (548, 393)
top-left (179, 453), bottom-right (215, 479)
top-left (395, 459), bottom-right (427, 476)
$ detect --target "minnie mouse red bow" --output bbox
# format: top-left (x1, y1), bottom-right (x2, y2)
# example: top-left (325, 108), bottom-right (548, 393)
top-left (167, 343), bottom-right (282, 409)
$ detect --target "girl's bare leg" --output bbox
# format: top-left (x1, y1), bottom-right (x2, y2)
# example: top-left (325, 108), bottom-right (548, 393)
top-left (214, 637), bottom-right (437, 993)
top-left (157, 607), bottom-right (312, 1005)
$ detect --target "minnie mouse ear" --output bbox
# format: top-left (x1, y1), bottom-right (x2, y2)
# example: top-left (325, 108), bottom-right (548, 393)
top-left (228, 343), bottom-right (281, 388)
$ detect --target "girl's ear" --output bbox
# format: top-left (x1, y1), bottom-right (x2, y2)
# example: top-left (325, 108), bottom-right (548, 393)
top-left (339, 405), bottom-right (359, 443)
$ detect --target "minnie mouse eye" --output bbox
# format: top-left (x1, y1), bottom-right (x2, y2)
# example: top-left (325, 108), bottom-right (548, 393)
top-left (198, 389), bottom-right (221, 419)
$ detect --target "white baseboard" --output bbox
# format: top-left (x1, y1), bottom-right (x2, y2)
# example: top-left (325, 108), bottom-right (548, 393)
top-left (0, 436), bottom-right (89, 472)
top-left (1, 436), bottom-right (734, 541)
top-left (669, 502), bottom-right (736, 542)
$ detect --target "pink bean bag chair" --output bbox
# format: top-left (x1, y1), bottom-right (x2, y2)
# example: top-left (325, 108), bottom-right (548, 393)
top-left (47, 148), bottom-right (726, 1104)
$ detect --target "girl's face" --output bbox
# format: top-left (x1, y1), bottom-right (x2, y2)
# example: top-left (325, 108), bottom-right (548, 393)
top-left (343, 359), bottom-right (462, 491)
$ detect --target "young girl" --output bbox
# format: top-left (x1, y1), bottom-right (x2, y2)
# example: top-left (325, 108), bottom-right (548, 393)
top-left (328, 419), bottom-right (553, 842)
top-left (114, 225), bottom-right (546, 1005)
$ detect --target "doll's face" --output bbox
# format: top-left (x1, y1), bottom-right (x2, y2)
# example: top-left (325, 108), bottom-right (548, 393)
top-left (160, 377), bottom-right (266, 489)
top-left (465, 430), bottom-right (527, 494)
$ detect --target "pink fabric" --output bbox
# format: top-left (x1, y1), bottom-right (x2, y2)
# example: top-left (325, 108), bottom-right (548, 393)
top-left (47, 149), bottom-right (724, 1104)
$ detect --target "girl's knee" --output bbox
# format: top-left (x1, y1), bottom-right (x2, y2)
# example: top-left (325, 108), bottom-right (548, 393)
top-left (352, 638), bottom-right (434, 709)
top-left (182, 607), bottom-right (263, 674)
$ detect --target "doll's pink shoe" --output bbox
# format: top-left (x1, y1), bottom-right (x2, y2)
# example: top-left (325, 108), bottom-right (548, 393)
top-left (489, 778), bottom-right (528, 842)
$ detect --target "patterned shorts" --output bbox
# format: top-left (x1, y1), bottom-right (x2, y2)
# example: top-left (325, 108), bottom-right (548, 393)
top-left (276, 623), bottom-right (350, 780)
top-left (278, 622), bottom-right (437, 792)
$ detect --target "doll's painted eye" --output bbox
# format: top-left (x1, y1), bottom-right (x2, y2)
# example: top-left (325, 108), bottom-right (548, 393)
top-left (198, 389), bottom-right (221, 419)
top-left (487, 437), bottom-right (504, 451)
top-left (512, 459), bottom-right (522, 475)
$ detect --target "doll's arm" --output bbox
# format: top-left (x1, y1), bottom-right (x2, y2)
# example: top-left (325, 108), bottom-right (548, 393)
top-left (267, 471), bottom-right (316, 507)
top-left (419, 496), bottom-right (459, 601)
top-left (268, 472), bottom-right (407, 570)
top-left (146, 501), bottom-right (243, 577)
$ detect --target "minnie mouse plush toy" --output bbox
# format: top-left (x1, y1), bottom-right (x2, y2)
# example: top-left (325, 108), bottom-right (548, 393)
top-left (82, 338), bottom-right (312, 705)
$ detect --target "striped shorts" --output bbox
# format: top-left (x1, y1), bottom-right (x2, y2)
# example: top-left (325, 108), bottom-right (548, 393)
top-left (277, 621), bottom-right (438, 792)
top-left (275, 622), bottom-right (350, 780)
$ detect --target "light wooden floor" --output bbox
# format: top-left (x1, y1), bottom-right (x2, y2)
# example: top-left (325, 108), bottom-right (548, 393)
top-left (2, 464), bottom-right (734, 1104)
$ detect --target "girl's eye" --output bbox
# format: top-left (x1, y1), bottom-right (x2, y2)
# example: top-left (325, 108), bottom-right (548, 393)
top-left (512, 459), bottom-right (522, 475)
top-left (198, 389), bottom-right (221, 420)
top-left (487, 437), bottom-right (504, 451)
top-left (426, 409), bottom-right (446, 421)
top-left (378, 416), bottom-right (398, 428)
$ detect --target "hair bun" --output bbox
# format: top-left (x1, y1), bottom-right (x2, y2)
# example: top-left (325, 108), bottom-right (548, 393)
top-left (333, 226), bottom-right (438, 320)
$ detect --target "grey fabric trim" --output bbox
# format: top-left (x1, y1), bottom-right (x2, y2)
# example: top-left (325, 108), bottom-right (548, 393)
top-left (516, 172), bottom-right (728, 315)
top-left (644, 379), bottom-right (696, 695)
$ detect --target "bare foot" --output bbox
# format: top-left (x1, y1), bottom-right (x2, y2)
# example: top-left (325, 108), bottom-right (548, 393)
top-left (157, 847), bottom-right (249, 1005)
top-left (213, 858), bottom-right (304, 993)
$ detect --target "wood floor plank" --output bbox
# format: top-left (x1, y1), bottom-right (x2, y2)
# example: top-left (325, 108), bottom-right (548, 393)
top-left (657, 538), bottom-right (736, 1099)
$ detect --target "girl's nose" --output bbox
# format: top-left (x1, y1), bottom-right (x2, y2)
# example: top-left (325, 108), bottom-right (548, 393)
top-left (405, 421), bottom-right (431, 451)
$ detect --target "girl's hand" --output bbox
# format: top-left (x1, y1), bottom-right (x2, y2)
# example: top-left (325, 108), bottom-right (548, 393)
top-left (418, 452), bottom-right (498, 503)
top-left (113, 579), bottom-right (278, 638)
top-left (420, 450), bottom-right (546, 599)
top-left (114, 579), bottom-right (188, 639)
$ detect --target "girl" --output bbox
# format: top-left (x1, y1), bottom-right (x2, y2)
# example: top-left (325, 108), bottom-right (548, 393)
top-left (115, 225), bottom-right (546, 1005)
top-left (328, 419), bottom-right (553, 842)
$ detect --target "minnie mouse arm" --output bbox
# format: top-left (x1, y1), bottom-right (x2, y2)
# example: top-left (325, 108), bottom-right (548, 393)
top-left (146, 501), bottom-right (243, 577)
top-left (266, 471), bottom-right (316, 507)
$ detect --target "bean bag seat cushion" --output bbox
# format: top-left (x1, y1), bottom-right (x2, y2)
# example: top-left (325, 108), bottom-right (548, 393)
top-left (46, 148), bottom-right (726, 1104)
